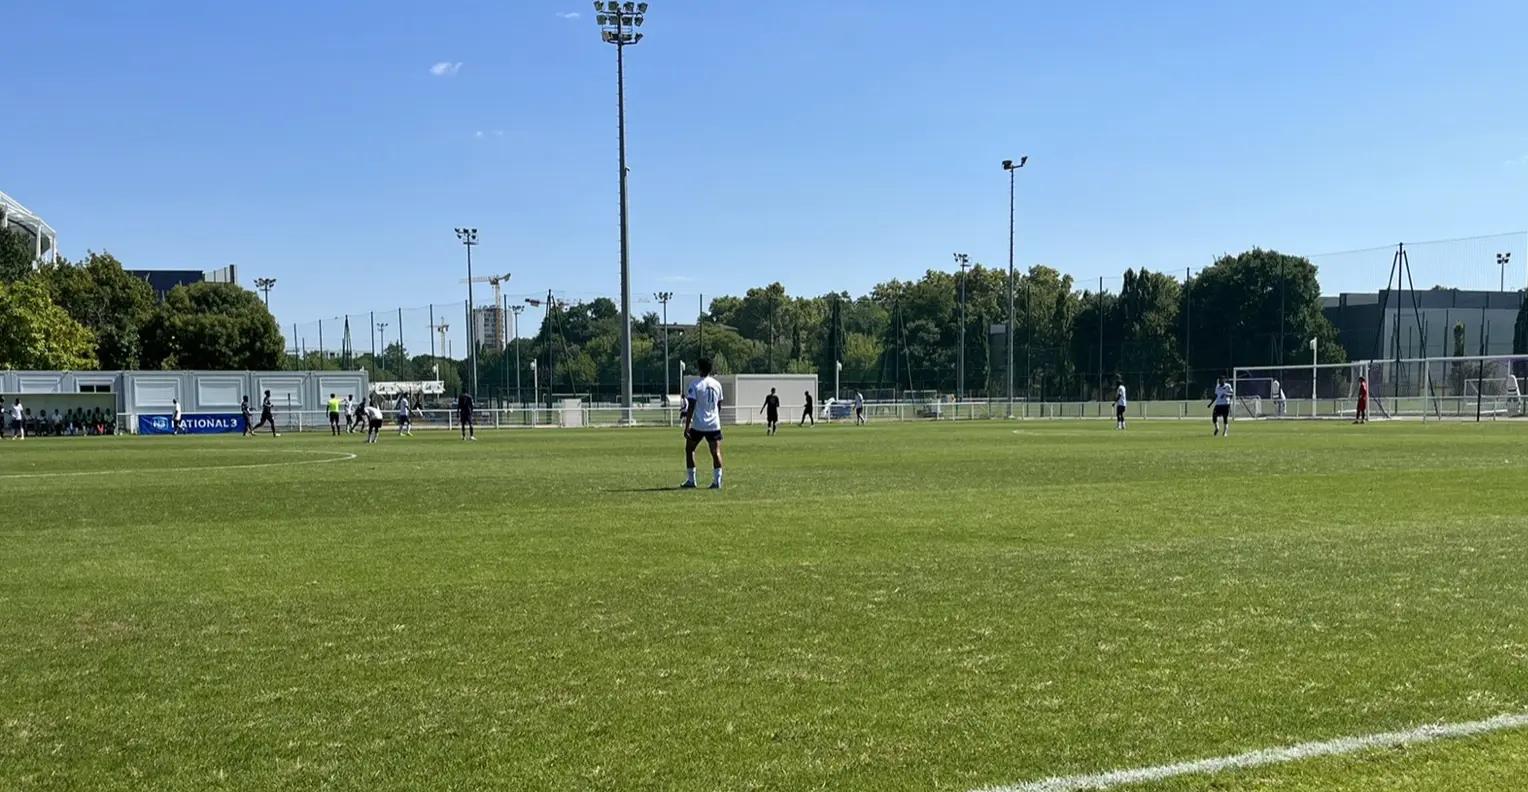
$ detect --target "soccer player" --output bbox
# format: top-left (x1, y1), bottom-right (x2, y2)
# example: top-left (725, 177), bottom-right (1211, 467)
top-left (172, 399), bottom-right (184, 435)
top-left (10, 398), bottom-right (24, 440)
top-left (1272, 378), bottom-right (1286, 417)
top-left (363, 402), bottom-right (384, 444)
top-left (249, 390), bottom-right (279, 436)
top-left (799, 391), bottom-right (815, 427)
top-left (1114, 379), bottom-right (1127, 430)
top-left (326, 393), bottom-right (341, 436)
top-left (854, 391), bottom-right (866, 425)
top-left (681, 357), bottom-right (725, 490)
top-left (341, 394), bottom-right (354, 432)
top-left (760, 387), bottom-right (781, 435)
top-left (240, 395), bottom-right (254, 436)
top-left (395, 393), bottom-right (413, 436)
top-left (1354, 375), bottom-right (1369, 424)
top-left (1210, 376), bottom-right (1233, 436)
top-left (458, 391), bottom-right (476, 440)
top-left (353, 399), bottom-right (367, 434)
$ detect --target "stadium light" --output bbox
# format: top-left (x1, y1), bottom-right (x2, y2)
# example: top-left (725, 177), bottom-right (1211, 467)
top-left (1002, 157), bottom-right (1028, 419)
top-left (953, 254), bottom-right (971, 401)
top-left (594, 1), bottom-right (650, 425)
top-left (655, 291), bottom-right (674, 399)
top-left (455, 228), bottom-right (480, 400)
top-left (254, 277), bottom-right (277, 308)
top-left (1498, 252), bottom-right (1513, 291)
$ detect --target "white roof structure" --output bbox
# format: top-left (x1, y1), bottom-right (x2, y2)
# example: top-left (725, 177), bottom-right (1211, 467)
top-left (0, 190), bottom-right (58, 264)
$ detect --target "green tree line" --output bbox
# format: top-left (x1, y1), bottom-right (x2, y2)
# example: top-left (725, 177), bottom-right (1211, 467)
top-left (0, 228), bottom-right (284, 370)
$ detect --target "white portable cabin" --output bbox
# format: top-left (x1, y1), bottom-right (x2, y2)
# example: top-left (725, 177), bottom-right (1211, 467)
top-left (711, 374), bottom-right (819, 425)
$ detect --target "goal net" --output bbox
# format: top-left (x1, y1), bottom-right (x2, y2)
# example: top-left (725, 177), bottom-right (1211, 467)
top-left (1235, 355), bottom-right (1528, 420)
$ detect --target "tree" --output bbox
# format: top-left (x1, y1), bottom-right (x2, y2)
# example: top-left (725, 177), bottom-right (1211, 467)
top-left (0, 228), bottom-right (35, 283)
top-left (144, 283), bottom-right (284, 370)
top-left (1514, 298), bottom-right (1528, 355)
top-left (1184, 249), bottom-right (1344, 396)
top-left (37, 252), bottom-right (157, 369)
top-left (0, 279), bottom-right (97, 369)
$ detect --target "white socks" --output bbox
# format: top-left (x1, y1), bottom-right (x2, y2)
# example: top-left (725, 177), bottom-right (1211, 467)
top-left (685, 468), bottom-right (697, 486)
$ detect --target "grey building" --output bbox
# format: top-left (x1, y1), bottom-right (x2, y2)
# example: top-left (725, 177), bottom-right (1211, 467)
top-left (1323, 289), bottom-right (1523, 361)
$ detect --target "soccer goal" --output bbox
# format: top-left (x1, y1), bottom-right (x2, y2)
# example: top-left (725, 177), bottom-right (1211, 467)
top-left (1235, 354), bottom-right (1528, 420)
top-left (1232, 362), bottom-right (1373, 419)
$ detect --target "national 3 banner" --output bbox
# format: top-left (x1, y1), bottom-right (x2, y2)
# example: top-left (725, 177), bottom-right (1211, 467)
top-left (139, 414), bottom-right (246, 435)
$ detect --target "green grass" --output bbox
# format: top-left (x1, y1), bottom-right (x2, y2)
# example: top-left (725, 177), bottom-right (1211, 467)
top-left (2, 419), bottom-right (1527, 791)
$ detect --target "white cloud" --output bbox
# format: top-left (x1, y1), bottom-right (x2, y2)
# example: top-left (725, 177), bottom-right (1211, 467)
top-left (493, 129), bottom-right (505, 137)
top-left (474, 130), bottom-right (485, 138)
top-left (557, 11), bottom-right (581, 19)
top-left (429, 61), bottom-right (463, 77)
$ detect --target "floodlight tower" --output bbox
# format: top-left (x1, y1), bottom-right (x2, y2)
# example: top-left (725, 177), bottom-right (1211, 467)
top-left (953, 253), bottom-right (970, 401)
top-left (254, 277), bottom-right (276, 308)
top-left (455, 227), bottom-right (480, 398)
top-left (655, 291), bottom-right (674, 398)
top-left (1499, 252), bottom-right (1513, 292)
top-left (594, 0), bottom-right (650, 424)
top-left (1002, 157), bottom-right (1028, 418)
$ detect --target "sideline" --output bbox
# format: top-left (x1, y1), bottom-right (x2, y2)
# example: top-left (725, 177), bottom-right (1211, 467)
top-left (0, 449), bottom-right (358, 480)
top-left (973, 712), bottom-right (1528, 792)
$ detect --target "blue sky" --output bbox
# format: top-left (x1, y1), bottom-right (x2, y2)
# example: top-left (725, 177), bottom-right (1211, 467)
top-left (6, 0), bottom-right (1528, 351)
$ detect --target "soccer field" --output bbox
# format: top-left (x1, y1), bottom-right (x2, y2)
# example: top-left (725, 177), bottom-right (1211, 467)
top-left (2, 420), bottom-right (1527, 791)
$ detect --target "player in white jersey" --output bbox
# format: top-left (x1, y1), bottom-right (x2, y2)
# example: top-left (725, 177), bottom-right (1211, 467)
top-left (342, 395), bottom-right (355, 432)
top-left (1114, 379), bottom-right (1127, 430)
top-left (1210, 376), bottom-right (1233, 436)
top-left (172, 399), bottom-right (184, 435)
top-left (854, 391), bottom-right (866, 425)
top-left (363, 403), bottom-right (385, 444)
top-left (9, 398), bottom-right (24, 439)
top-left (395, 394), bottom-right (413, 436)
top-left (681, 357), bottom-right (725, 490)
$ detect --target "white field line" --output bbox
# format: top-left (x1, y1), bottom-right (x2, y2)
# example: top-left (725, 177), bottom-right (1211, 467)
top-left (975, 712), bottom-right (1528, 792)
top-left (0, 449), bottom-right (357, 480)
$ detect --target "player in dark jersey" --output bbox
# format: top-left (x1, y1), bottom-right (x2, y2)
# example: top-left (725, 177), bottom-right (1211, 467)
top-left (799, 390), bottom-right (815, 427)
top-left (458, 391), bottom-right (476, 440)
top-left (249, 390), bottom-right (279, 437)
top-left (240, 396), bottom-right (255, 436)
top-left (760, 388), bottom-right (781, 435)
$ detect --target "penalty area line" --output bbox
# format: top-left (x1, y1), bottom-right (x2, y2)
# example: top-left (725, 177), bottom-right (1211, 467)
top-left (973, 711), bottom-right (1528, 792)
top-left (0, 449), bottom-right (358, 480)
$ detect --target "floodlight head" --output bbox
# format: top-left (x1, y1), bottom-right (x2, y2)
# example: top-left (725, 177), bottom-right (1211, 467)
top-left (592, 1), bottom-right (603, 10)
top-left (602, 30), bottom-right (615, 42)
top-left (638, 1), bottom-right (648, 11)
top-left (633, 32), bottom-right (643, 42)
top-left (624, 1), bottom-right (635, 10)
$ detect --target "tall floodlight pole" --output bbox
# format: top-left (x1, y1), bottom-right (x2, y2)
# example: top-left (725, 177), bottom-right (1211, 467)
top-left (1499, 252), bottom-right (1512, 292)
top-left (953, 254), bottom-right (970, 401)
top-left (376, 321), bottom-right (389, 369)
top-left (655, 291), bottom-right (673, 397)
top-left (455, 227), bottom-right (480, 398)
top-left (1002, 157), bottom-right (1028, 418)
top-left (595, 1), bottom-right (650, 424)
top-left (511, 305), bottom-right (525, 405)
top-left (254, 277), bottom-right (276, 307)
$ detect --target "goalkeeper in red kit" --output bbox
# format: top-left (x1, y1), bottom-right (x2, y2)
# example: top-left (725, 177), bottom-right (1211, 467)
top-left (1354, 376), bottom-right (1369, 424)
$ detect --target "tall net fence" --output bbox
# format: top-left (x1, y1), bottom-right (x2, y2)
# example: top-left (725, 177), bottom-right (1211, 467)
top-left (276, 234), bottom-right (1528, 409)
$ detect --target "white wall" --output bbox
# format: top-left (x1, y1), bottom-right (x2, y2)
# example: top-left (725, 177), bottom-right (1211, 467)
top-left (715, 374), bottom-right (819, 425)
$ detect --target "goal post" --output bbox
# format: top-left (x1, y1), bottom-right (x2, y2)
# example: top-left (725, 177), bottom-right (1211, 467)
top-left (1232, 361), bottom-right (1367, 419)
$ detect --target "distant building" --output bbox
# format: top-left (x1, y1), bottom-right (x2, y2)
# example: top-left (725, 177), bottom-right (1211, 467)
top-left (472, 305), bottom-right (505, 351)
top-left (1323, 289), bottom-right (1523, 360)
top-left (126, 265), bottom-right (238, 300)
top-left (0, 190), bottom-right (58, 264)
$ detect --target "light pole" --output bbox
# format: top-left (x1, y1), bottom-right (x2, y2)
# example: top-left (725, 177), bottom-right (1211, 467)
top-left (594, 1), bottom-right (650, 424)
top-left (530, 359), bottom-right (539, 407)
top-left (1002, 157), bottom-right (1027, 419)
top-left (835, 360), bottom-right (842, 402)
top-left (510, 305), bottom-right (525, 405)
top-left (1498, 252), bottom-right (1512, 292)
top-left (953, 253), bottom-right (970, 401)
top-left (376, 321), bottom-right (389, 367)
top-left (254, 277), bottom-right (276, 308)
top-left (655, 291), bottom-right (673, 398)
top-left (455, 227), bottom-right (480, 398)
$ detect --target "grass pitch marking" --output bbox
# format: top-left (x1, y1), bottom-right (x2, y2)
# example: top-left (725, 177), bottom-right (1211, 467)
top-left (974, 712), bottom-right (1528, 792)
top-left (0, 448), bottom-right (358, 480)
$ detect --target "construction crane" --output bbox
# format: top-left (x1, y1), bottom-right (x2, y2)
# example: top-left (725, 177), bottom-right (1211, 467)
top-left (461, 272), bottom-right (512, 350)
